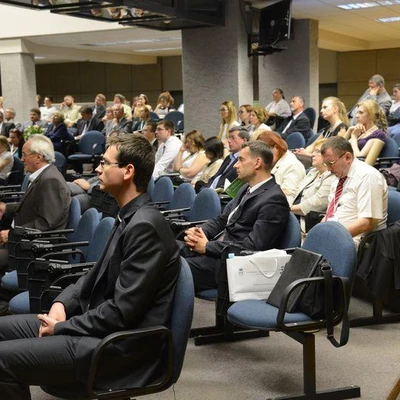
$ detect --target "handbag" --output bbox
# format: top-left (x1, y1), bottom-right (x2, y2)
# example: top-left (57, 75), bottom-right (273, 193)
top-left (226, 249), bottom-right (291, 302)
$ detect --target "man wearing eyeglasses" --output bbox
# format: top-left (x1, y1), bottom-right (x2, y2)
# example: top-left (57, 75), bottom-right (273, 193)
top-left (321, 136), bottom-right (387, 246)
top-left (0, 134), bottom-right (180, 399)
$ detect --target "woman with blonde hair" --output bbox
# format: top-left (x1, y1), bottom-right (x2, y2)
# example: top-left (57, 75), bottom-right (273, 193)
top-left (258, 130), bottom-right (305, 204)
top-left (173, 129), bottom-right (208, 183)
top-left (132, 93), bottom-right (153, 119)
top-left (344, 98), bottom-right (387, 164)
top-left (238, 104), bottom-right (253, 130)
top-left (154, 91), bottom-right (175, 119)
top-left (0, 135), bottom-right (14, 184)
top-left (217, 100), bottom-right (240, 144)
top-left (249, 105), bottom-right (271, 139)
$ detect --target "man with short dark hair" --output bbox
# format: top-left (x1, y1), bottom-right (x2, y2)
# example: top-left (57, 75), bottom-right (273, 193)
top-left (92, 93), bottom-right (106, 120)
top-left (348, 74), bottom-right (392, 125)
top-left (202, 125), bottom-right (250, 191)
top-left (278, 96), bottom-right (311, 140)
top-left (183, 140), bottom-right (289, 291)
top-left (40, 96), bottom-right (58, 123)
top-left (18, 108), bottom-right (46, 132)
top-left (152, 119), bottom-right (182, 180)
top-left (0, 134), bottom-right (180, 399)
top-left (75, 106), bottom-right (104, 139)
top-left (142, 121), bottom-right (158, 151)
top-left (321, 136), bottom-right (387, 246)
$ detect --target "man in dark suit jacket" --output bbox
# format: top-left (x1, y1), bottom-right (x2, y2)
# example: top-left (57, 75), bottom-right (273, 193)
top-left (183, 141), bottom-right (289, 291)
top-left (278, 96), bottom-right (311, 140)
top-left (92, 93), bottom-right (106, 120)
top-left (202, 126), bottom-right (250, 191)
top-left (0, 135), bottom-right (180, 398)
top-left (0, 134), bottom-right (71, 267)
top-left (0, 111), bottom-right (15, 138)
top-left (109, 103), bottom-right (133, 134)
top-left (143, 121), bottom-right (159, 151)
top-left (75, 106), bottom-right (104, 139)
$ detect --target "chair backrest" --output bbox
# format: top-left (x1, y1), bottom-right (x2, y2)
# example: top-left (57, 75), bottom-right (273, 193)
top-left (303, 107), bottom-right (316, 130)
top-left (69, 207), bottom-right (101, 261)
top-left (164, 111), bottom-right (184, 131)
top-left (85, 217), bottom-right (114, 263)
top-left (7, 156), bottom-right (24, 185)
top-left (379, 137), bottom-right (399, 158)
top-left (188, 188), bottom-right (221, 221)
top-left (167, 183), bottom-right (196, 212)
top-left (152, 176), bottom-right (174, 203)
top-left (170, 257), bottom-right (194, 382)
top-left (149, 111), bottom-right (160, 121)
top-left (391, 131), bottom-right (400, 146)
top-left (54, 151), bottom-right (67, 175)
top-left (303, 221), bottom-right (357, 280)
top-left (387, 190), bottom-right (400, 224)
top-left (66, 197), bottom-right (81, 241)
top-left (286, 131), bottom-right (306, 150)
top-left (278, 212), bottom-right (302, 249)
top-left (78, 131), bottom-right (105, 155)
top-left (147, 176), bottom-right (155, 199)
top-left (306, 132), bottom-right (319, 146)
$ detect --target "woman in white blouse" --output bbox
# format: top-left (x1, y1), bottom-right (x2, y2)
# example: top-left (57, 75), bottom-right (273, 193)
top-left (249, 106), bottom-right (271, 140)
top-left (217, 100), bottom-right (240, 145)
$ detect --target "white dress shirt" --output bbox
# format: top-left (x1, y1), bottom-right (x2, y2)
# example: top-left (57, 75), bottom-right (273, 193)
top-left (153, 135), bottom-right (182, 180)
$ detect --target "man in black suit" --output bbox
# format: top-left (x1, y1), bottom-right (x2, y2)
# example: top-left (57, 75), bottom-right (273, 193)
top-left (0, 134), bottom-right (180, 399)
top-left (202, 126), bottom-right (250, 191)
top-left (142, 121), bottom-right (159, 151)
top-left (183, 141), bottom-right (289, 291)
top-left (108, 103), bottom-right (133, 134)
top-left (75, 106), bottom-right (104, 140)
top-left (92, 93), bottom-right (106, 120)
top-left (278, 96), bottom-right (311, 140)
top-left (0, 111), bottom-right (15, 138)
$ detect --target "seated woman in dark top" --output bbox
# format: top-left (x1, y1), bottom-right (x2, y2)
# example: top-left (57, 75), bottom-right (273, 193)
top-left (345, 99), bottom-right (387, 165)
top-left (44, 111), bottom-right (72, 154)
top-left (388, 83), bottom-right (400, 137)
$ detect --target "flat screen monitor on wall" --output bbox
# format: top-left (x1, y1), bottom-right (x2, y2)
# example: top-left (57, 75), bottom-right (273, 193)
top-left (259, 0), bottom-right (292, 48)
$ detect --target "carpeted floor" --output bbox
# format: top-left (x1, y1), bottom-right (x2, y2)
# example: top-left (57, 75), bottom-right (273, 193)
top-left (31, 296), bottom-right (400, 399)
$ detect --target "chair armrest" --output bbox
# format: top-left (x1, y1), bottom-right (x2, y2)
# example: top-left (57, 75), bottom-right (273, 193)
top-left (86, 326), bottom-right (173, 399)
top-left (161, 207), bottom-right (191, 216)
top-left (170, 219), bottom-right (208, 230)
top-left (276, 275), bottom-right (347, 331)
top-left (0, 184), bottom-right (22, 192)
top-left (374, 156), bottom-right (400, 168)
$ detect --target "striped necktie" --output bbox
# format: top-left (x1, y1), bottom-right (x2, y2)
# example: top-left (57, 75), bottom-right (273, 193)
top-left (325, 176), bottom-right (347, 219)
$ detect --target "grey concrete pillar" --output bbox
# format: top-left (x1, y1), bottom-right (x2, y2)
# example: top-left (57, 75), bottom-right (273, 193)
top-left (0, 49), bottom-right (37, 124)
top-left (258, 19), bottom-right (319, 124)
top-left (182, 0), bottom-right (253, 137)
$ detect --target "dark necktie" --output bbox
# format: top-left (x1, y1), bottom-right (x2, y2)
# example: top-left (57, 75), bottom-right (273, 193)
top-left (325, 177), bottom-right (347, 219)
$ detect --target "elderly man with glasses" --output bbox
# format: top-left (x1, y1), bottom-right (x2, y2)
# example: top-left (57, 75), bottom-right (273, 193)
top-left (321, 136), bottom-right (388, 247)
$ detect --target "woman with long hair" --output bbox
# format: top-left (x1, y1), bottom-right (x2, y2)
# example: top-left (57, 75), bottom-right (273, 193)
top-left (217, 100), bottom-right (240, 144)
top-left (8, 128), bottom-right (25, 159)
top-left (0, 135), bottom-right (14, 184)
top-left (238, 104), bottom-right (253, 130)
top-left (154, 91), bottom-right (175, 119)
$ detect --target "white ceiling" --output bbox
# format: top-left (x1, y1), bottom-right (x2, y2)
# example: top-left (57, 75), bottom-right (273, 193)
top-left (2, 0), bottom-right (400, 64)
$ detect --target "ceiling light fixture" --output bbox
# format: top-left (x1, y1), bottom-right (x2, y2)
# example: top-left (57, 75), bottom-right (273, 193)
top-left (377, 16), bottom-right (400, 22)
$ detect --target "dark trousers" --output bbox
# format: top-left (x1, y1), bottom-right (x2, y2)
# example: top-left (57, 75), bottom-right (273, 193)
top-left (0, 314), bottom-right (83, 400)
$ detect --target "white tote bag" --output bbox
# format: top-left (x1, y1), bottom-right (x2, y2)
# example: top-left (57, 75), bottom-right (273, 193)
top-left (226, 249), bottom-right (291, 302)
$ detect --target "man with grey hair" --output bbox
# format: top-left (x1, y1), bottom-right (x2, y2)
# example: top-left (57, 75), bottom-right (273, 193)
top-left (278, 95), bottom-right (311, 140)
top-left (348, 74), bottom-right (392, 125)
top-left (4, 108), bottom-right (16, 124)
top-left (0, 135), bottom-right (71, 269)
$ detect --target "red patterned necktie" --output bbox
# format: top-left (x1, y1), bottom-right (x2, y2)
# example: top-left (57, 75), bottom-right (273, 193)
top-left (325, 176), bottom-right (347, 219)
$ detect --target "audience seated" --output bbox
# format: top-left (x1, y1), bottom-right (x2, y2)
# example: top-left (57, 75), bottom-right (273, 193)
top-left (107, 104), bottom-right (133, 134)
top-left (132, 93), bottom-right (153, 120)
top-left (18, 108), bottom-right (47, 133)
top-left (4, 108), bottom-right (16, 124)
top-left (294, 96), bottom-right (348, 167)
top-left (8, 128), bottom-right (25, 158)
top-left (101, 106), bottom-right (115, 136)
top-left (153, 119), bottom-right (182, 180)
top-left (258, 131), bottom-right (306, 204)
top-left (278, 95), bottom-right (311, 140)
top-left (182, 140), bottom-right (289, 291)
top-left (59, 95), bottom-right (81, 128)
top-left (132, 107), bottom-right (151, 133)
top-left (192, 136), bottom-right (224, 192)
top-left (154, 91), bottom-right (175, 119)
top-left (0, 111), bottom-right (14, 138)
top-left (290, 138), bottom-right (335, 233)
top-left (92, 93), bottom-right (106, 120)
top-left (321, 136), bottom-right (388, 247)
top-left (142, 121), bottom-right (158, 151)
top-left (173, 130), bottom-right (208, 184)
top-left (202, 126), bottom-right (250, 192)
top-left (217, 100), bottom-right (240, 144)
top-left (348, 74), bottom-right (392, 125)
top-left (248, 105), bottom-right (271, 140)
top-left (40, 96), bottom-right (58, 124)
top-left (0, 135), bottom-right (180, 398)
top-left (344, 99), bottom-right (388, 164)
top-left (265, 88), bottom-right (291, 131)
top-left (387, 83), bottom-right (400, 137)
top-left (238, 104), bottom-right (253, 130)
top-left (0, 136), bottom-right (14, 185)
top-left (44, 111), bottom-right (72, 153)
top-left (113, 93), bottom-right (132, 120)
top-left (68, 176), bottom-right (99, 213)
top-left (75, 106), bottom-right (104, 140)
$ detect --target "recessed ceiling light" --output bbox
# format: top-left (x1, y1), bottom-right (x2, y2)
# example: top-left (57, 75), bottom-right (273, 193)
top-left (135, 47), bottom-right (182, 52)
top-left (337, 2), bottom-right (380, 10)
top-left (377, 16), bottom-right (400, 22)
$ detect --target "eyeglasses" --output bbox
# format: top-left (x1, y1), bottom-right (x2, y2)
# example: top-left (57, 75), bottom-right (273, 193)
top-left (22, 152), bottom-right (37, 159)
top-left (323, 152), bottom-right (346, 167)
top-left (99, 159), bottom-right (125, 168)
